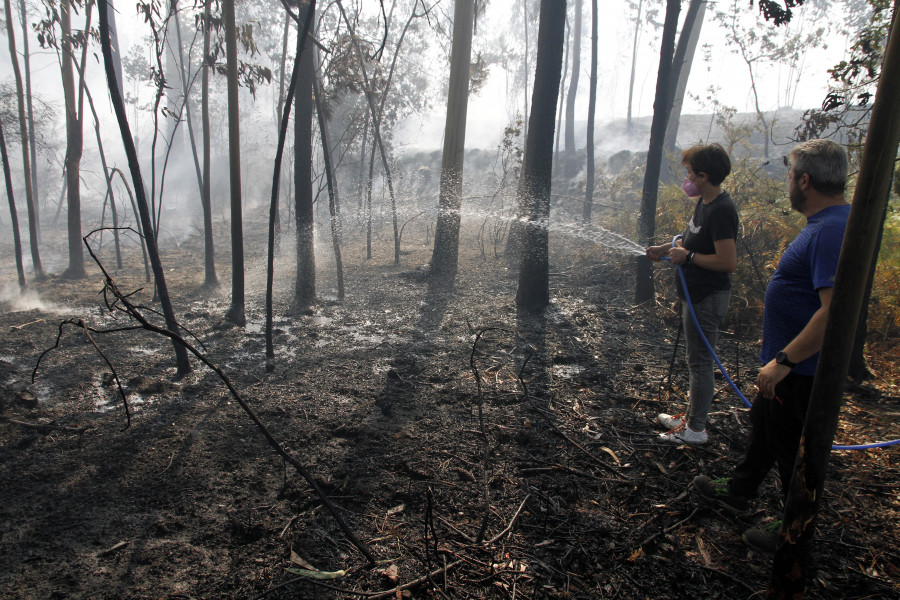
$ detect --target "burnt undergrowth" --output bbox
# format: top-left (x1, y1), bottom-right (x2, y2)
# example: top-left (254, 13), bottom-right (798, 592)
top-left (0, 217), bottom-right (897, 599)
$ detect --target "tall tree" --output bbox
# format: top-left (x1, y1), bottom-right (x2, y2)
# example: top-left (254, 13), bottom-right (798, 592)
top-left (19, 0), bottom-right (40, 240)
top-left (314, 45), bottom-right (345, 301)
top-left (4, 0), bottom-right (43, 280)
top-left (293, 2), bottom-right (316, 312)
top-left (430, 0), bottom-right (476, 282)
top-left (771, 1), bottom-right (900, 593)
top-left (625, 0), bottom-right (643, 132)
top-left (200, 0), bottom-right (217, 288)
top-left (634, 0), bottom-right (681, 304)
top-left (60, 0), bottom-right (85, 279)
top-left (337, 0), bottom-right (401, 264)
top-left (562, 0), bottom-right (581, 179)
top-left (0, 117), bottom-right (26, 290)
top-left (516, 0), bottom-right (566, 311)
top-left (663, 0), bottom-right (706, 163)
top-left (266, 1), bottom-right (315, 369)
top-left (97, 0), bottom-right (191, 376)
top-left (582, 0), bottom-right (597, 222)
top-left (223, 0), bottom-right (246, 326)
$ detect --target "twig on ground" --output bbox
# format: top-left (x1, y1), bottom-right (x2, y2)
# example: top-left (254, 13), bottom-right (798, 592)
top-left (0, 416), bottom-right (88, 433)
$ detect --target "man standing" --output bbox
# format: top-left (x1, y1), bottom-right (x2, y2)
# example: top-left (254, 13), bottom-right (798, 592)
top-left (691, 139), bottom-right (851, 553)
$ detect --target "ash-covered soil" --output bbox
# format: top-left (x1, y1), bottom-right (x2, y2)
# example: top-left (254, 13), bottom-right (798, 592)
top-left (0, 214), bottom-right (898, 599)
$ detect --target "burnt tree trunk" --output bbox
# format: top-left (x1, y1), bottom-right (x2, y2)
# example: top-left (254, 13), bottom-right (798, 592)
top-left (769, 2), bottom-right (900, 594)
top-left (634, 0), bottom-right (681, 304)
top-left (430, 0), bottom-right (475, 283)
top-left (97, 0), bottom-right (191, 376)
top-left (516, 0), bottom-right (566, 312)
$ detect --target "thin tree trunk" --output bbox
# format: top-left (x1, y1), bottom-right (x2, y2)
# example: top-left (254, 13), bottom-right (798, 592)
top-left (770, 2), bottom-right (900, 593)
top-left (19, 0), bottom-right (40, 243)
top-left (582, 0), bottom-right (597, 223)
top-left (314, 46), bottom-right (345, 301)
top-left (4, 0), bottom-right (42, 280)
top-left (430, 0), bottom-right (475, 282)
top-left (663, 0), bottom-right (706, 167)
top-left (98, 0), bottom-right (192, 377)
top-left (515, 0), bottom-right (566, 311)
top-left (337, 1), bottom-right (400, 264)
top-left (634, 0), bottom-right (681, 304)
top-left (626, 0), bottom-right (643, 132)
top-left (75, 59), bottom-right (123, 270)
top-left (0, 118), bottom-right (27, 289)
top-left (201, 0), bottom-right (217, 288)
top-left (554, 14), bottom-right (570, 175)
top-left (563, 0), bottom-right (581, 179)
top-left (357, 110), bottom-right (369, 212)
top-left (266, 2), bottom-right (316, 368)
top-left (223, 0), bottom-right (246, 326)
top-left (293, 10), bottom-right (316, 311)
top-left (60, 0), bottom-right (85, 279)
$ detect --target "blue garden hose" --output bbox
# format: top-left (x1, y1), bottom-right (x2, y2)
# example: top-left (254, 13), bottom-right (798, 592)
top-left (661, 237), bottom-right (899, 451)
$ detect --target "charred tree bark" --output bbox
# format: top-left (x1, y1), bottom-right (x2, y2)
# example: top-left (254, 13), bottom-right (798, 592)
top-left (314, 45), bottom-right (345, 301)
top-left (61, 0), bottom-right (85, 280)
top-left (266, 2), bottom-right (315, 370)
top-left (200, 0), bottom-right (217, 289)
top-left (293, 12), bottom-right (317, 312)
top-left (582, 0), bottom-right (598, 223)
top-left (430, 0), bottom-right (475, 283)
top-left (97, 0), bottom-right (191, 377)
top-left (223, 0), bottom-right (246, 326)
top-left (515, 0), bottom-right (566, 312)
top-left (849, 194), bottom-right (888, 382)
top-left (4, 0), bottom-right (42, 280)
top-left (663, 0), bottom-right (706, 177)
top-left (0, 118), bottom-right (26, 289)
top-left (19, 0), bottom-right (41, 246)
top-left (562, 0), bottom-right (581, 180)
top-left (770, 2), bottom-right (900, 594)
top-left (634, 0), bottom-right (681, 304)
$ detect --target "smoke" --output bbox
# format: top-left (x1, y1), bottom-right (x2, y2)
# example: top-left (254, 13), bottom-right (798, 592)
top-left (0, 283), bottom-right (75, 315)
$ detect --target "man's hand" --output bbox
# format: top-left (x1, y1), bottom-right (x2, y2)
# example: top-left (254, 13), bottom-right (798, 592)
top-left (757, 359), bottom-right (791, 399)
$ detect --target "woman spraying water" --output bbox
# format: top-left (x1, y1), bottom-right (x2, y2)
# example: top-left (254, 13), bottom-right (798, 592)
top-left (646, 144), bottom-right (740, 445)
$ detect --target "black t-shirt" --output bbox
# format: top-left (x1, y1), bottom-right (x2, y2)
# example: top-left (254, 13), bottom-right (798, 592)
top-left (675, 191), bottom-right (740, 303)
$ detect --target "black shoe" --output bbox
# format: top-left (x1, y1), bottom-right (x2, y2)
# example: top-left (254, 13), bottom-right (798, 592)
top-left (742, 520), bottom-right (781, 553)
top-left (692, 474), bottom-right (754, 517)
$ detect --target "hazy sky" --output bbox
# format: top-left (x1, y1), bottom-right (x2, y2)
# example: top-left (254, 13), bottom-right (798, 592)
top-left (0, 0), bottom-right (852, 155)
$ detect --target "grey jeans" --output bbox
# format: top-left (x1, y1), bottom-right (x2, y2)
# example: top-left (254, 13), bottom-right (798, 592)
top-left (682, 289), bottom-right (730, 432)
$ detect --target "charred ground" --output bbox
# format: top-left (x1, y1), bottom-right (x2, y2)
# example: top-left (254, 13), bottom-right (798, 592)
top-left (0, 215), bottom-right (898, 599)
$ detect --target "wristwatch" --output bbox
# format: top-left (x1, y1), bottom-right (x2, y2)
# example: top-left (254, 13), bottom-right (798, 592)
top-left (686, 251), bottom-right (695, 264)
top-left (775, 351), bottom-right (797, 369)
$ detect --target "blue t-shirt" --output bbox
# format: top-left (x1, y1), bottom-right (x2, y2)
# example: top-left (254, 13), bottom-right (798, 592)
top-left (760, 204), bottom-right (851, 376)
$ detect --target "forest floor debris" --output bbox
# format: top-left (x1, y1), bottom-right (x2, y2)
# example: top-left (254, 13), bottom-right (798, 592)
top-left (0, 218), bottom-right (898, 599)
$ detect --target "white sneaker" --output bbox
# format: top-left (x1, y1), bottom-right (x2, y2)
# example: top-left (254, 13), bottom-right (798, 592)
top-left (658, 425), bottom-right (708, 445)
top-left (657, 412), bottom-right (685, 429)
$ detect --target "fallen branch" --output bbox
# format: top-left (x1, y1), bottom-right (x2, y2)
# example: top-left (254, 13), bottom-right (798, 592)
top-left (0, 416), bottom-right (88, 433)
top-left (9, 318), bottom-right (44, 331)
top-left (255, 559), bottom-right (465, 599)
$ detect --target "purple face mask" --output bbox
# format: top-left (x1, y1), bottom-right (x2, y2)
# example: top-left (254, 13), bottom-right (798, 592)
top-left (682, 177), bottom-right (701, 197)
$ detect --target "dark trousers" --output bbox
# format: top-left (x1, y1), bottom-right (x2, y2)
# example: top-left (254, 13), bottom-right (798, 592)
top-left (729, 373), bottom-right (814, 500)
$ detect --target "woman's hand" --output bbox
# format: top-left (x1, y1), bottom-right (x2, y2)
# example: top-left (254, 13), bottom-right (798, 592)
top-left (645, 244), bottom-right (671, 261)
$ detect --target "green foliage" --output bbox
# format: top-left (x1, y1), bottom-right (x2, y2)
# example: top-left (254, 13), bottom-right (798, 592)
top-left (870, 207), bottom-right (900, 354)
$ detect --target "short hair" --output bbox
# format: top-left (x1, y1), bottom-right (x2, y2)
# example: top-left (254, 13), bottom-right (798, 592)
top-left (681, 143), bottom-right (731, 185)
top-left (788, 139), bottom-right (847, 195)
